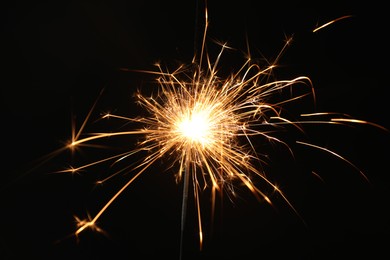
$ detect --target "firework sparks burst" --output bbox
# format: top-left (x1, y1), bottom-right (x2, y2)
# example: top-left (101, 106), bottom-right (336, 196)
top-left (50, 7), bottom-right (386, 255)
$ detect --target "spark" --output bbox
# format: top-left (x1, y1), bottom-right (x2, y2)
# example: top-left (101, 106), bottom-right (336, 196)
top-left (296, 141), bottom-right (370, 183)
top-left (312, 15), bottom-right (353, 33)
top-left (49, 5), bottom-right (386, 257)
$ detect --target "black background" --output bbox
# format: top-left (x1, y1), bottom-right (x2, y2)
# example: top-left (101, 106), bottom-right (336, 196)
top-left (1, 1), bottom-right (389, 259)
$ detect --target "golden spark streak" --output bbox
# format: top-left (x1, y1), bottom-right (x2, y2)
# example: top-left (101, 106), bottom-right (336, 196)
top-left (331, 118), bottom-right (389, 132)
top-left (296, 141), bottom-right (370, 183)
top-left (313, 15), bottom-right (353, 33)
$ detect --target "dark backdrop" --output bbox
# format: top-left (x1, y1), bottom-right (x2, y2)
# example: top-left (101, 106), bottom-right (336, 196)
top-left (1, 1), bottom-right (389, 259)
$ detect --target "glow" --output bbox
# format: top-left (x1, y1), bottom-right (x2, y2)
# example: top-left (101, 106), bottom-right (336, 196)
top-left (177, 109), bottom-right (212, 146)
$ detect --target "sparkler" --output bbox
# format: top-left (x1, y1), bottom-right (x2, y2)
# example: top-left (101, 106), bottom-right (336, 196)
top-left (48, 5), bottom-right (386, 259)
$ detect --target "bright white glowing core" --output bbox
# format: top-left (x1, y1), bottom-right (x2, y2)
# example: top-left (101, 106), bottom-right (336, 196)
top-left (178, 111), bottom-right (211, 145)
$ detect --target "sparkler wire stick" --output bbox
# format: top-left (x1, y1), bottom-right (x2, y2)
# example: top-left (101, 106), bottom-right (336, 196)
top-left (179, 161), bottom-right (190, 260)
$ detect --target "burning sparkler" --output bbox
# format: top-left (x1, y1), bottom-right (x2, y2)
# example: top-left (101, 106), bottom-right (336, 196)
top-left (48, 4), bottom-right (387, 259)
